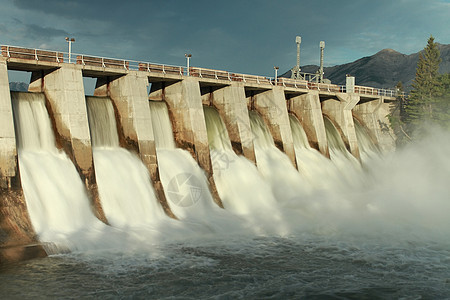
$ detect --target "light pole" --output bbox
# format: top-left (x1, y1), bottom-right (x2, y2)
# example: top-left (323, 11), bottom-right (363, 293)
top-left (291, 36), bottom-right (301, 79)
top-left (274, 66), bottom-right (279, 85)
top-left (65, 37), bottom-right (75, 63)
top-left (319, 41), bottom-right (325, 83)
top-left (185, 53), bottom-right (192, 76)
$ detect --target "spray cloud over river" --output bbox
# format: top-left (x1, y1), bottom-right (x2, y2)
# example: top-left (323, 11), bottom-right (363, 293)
top-left (2, 92), bottom-right (449, 298)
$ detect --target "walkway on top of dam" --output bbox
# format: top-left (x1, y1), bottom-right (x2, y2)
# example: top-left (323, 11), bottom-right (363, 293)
top-left (1, 45), bottom-right (399, 100)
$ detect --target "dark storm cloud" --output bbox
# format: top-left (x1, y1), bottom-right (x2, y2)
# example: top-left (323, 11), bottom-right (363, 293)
top-left (3, 0), bottom-right (450, 76)
top-left (19, 22), bottom-right (69, 40)
top-left (13, 0), bottom-right (114, 20)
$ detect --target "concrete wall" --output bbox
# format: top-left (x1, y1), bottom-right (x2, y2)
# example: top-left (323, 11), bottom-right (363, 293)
top-left (28, 65), bottom-right (107, 223)
top-left (94, 73), bottom-right (175, 218)
top-left (0, 58), bottom-right (16, 188)
top-left (288, 91), bottom-right (329, 157)
top-left (252, 87), bottom-right (297, 168)
top-left (0, 57), bottom-right (46, 264)
top-left (353, 97), bottom-right (396, 152)
top-left (150, 78), bottom-right (223, 208)
top-left (210, 83), bottom-right (256, 163)
top-left (321, 93), bottom-right (360, 159)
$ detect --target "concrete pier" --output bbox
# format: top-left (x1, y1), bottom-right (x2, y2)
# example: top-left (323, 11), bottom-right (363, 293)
top-left (150, 78), bottom-right (223, 208)
top-left (0, 58), bottom-right (16, 188)
top-left (353, 97), bottom-right (396, 152)
top-left (321, 93), bottom-right (360, 159)
top-left (28, 65), bottom-right (108, 223)
top-left (0, 57), bottom-right (46, 263)
top-left (288, 91), bottom-right (329, 157)
top-left (94, 73), bottom-right (175, 218)
top-left (252, 87), bottom-right (297, 168)
top-left (210, 83), bottom-right (256, 163)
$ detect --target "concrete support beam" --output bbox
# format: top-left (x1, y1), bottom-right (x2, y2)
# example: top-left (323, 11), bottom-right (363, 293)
top-left (0, 58), bottom-right (46, 264)
top-left (28, 65), bottom-right (107, 223)
top-left (288, 91), bottom-right (329, 157)
top-left (0, 58), bottom-right (17, 188)
top-left (252, 87), bottom-right (297, 168)
top-left (211, 83), bottom-right (256, 163)
top-left (353, 97), bottom-right (396, 152)
top-left (94, 73), bottom-right (175, 218)
top-left (322, 93), bottom-right (360, 159)
top-left (150, 78), bottom-right (223, 208)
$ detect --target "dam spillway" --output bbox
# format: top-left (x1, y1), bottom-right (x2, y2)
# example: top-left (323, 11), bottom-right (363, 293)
top-left (0, 45), bottom-right (450, 298)
top-left (0, 45), bottom-right (420, 259)
top-left (0, 46), bottom-right (414, 246)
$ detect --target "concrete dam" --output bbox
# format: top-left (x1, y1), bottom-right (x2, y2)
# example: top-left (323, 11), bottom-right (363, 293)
top-left (0, 45), bottom-right (399, 264)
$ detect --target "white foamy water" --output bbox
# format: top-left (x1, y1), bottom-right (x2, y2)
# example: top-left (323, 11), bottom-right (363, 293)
top-left (86, 97), bottom-right (168, 229)
top-left (92, 148), bottom-right (166, 227)
top-left (353, 117), bottom-right (380, 163)
top-left (148, 101), bottom-right (176, 149)
top-left (11, 92), bottom-right (133, 251)
top-left (322, 116), bottom-right (362, 184)
top-left (7, 92), bottom-right (450, 299)
top-left (289, 114), bottom-right (348, 191)
top-left (248, 111), bottom-right (310, 204)
top-left (204, 107), bottom-right (285, 234)
top-left (149, 101), bottom-right (244, 234)
top-left (285, 114), bottom-right (450, 244)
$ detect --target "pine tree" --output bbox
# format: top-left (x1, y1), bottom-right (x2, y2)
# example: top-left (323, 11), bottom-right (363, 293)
top-left (434, 73), bottom-right (450, 129)
top-left (404, 36), bottom-right (442, 127)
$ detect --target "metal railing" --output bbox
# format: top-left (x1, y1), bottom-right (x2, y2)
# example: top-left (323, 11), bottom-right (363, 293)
top-left (343, 85), bottom-right (405, 97)
top-left (0, 44), bottom-right (184, 75)
top-left (1, 44), bottom-right (403, 97)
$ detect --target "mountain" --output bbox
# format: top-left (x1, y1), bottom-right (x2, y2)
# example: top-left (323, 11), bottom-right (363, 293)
top-left (282, 44), bottom-right (450, 91)
top-left (9, 82), bottom-right (29, 92)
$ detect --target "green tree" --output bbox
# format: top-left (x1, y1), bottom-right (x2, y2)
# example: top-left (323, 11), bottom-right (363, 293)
top-left (403, 35), bottom-right (443, 132)
top-left (433, 73), bottom-right (450, 129)
top-left (388, 81), bottom-right (412, 144)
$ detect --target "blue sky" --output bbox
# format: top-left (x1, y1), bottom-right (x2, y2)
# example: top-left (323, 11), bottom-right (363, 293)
top-left (1, 0), bottom-right (449, 83)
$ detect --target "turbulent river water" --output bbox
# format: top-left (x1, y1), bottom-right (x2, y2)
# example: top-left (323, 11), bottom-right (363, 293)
top-left (1, 93), bottom-right (449, 299)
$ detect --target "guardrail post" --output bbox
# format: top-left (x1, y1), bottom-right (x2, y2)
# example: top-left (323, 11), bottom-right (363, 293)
top-left (34, 49), bottom-right (38, 60)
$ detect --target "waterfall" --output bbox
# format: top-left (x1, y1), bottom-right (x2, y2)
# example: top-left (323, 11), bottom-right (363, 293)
top-left (289, 114), bottom-right (338, 190)
top-left (323, 116), bottom-right (360, 168)
top-left (323, 117), bottom-right (348, 155)
top-left (248, 111), bottom-right (275, 149)
top-left (148, 101), bottom-right (176, 150)
top-left (203, 107), bottom-right (285, 233)
top-left (204, 106), bottom-right (233, 151)
top-left (149, 101), bottom-right (239, 232)
top-left (248, 111), bottom-right (308, 206)
top-left (289, 114), bottom-right (310, 149)
top-left (11, 92), bottom-right (114, 251)
top-left (353, 118), bottom-right (379, 162)
top-left (86, 97), bottom-right (120, 147)
top-left (86, 97), bottom-right (166, 228)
